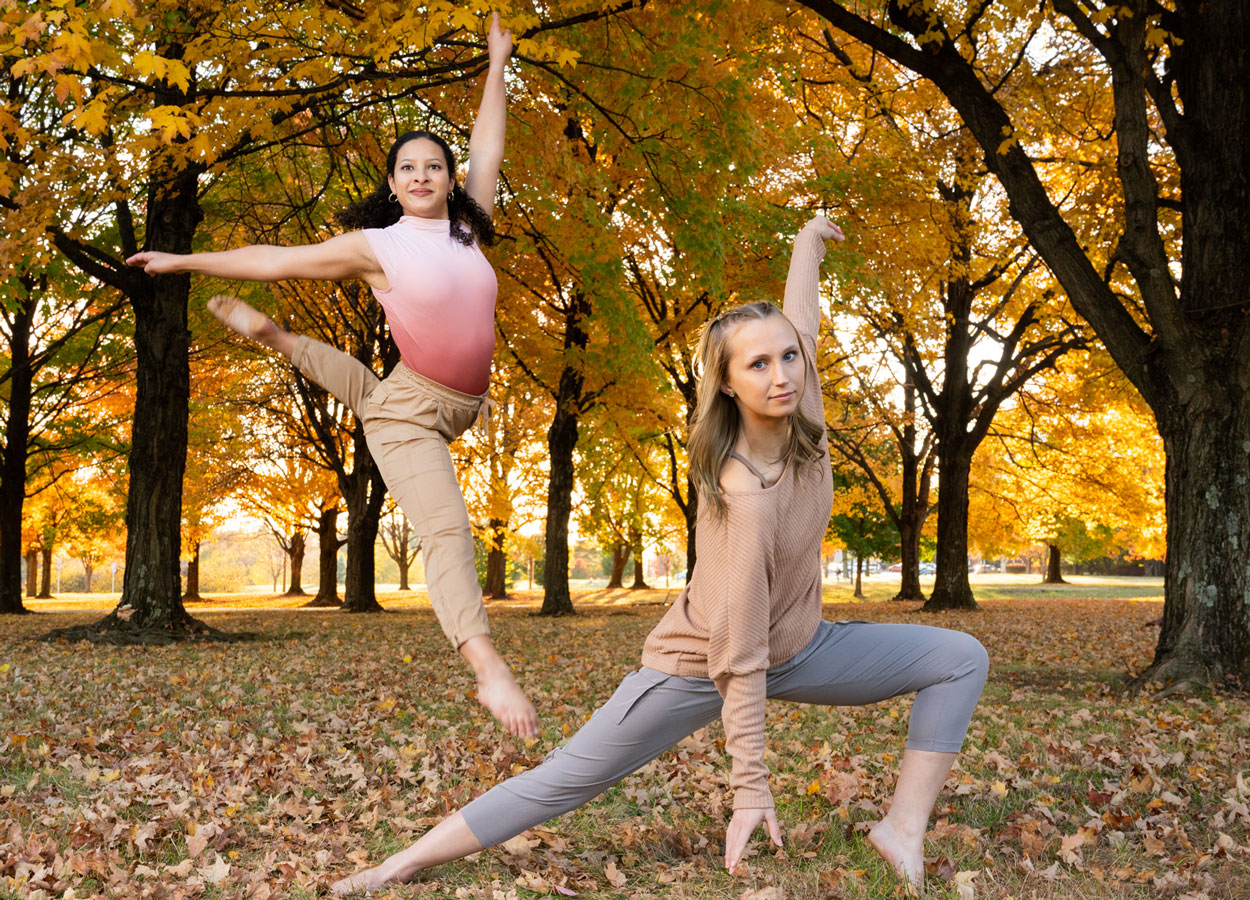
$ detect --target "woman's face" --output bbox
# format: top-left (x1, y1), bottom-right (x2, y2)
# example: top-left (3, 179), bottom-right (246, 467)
top-left (388, 137), bottom-right (453, 219)
top-left (721, 316), bottom-right (805, 423)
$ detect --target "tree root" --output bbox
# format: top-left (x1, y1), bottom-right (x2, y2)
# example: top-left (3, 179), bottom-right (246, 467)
top-left (37, 610), bottom-right (244, 646)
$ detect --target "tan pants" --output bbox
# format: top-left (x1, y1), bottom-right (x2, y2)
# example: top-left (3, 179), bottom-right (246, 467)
top-left (292, 336), bottom-right (490, 648)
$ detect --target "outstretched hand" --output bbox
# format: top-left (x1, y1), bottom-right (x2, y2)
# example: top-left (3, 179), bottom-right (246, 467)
top-left (125, 251), bottom-right (184, 274)
top-left (724, 807), bottom-right (783, 874)
top-left (805, 215), bottom-right (845, 243)
top-left (487, 12), bottom-right (513, 67)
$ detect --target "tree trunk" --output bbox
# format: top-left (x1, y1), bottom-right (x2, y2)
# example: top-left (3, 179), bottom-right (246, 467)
top-left (285, 529), bottom-right (306, 596)
top-left (397, 544), bottom-right (412, 591)
top-left (540, 295), bottom-right (590, 617)
top-left (182, 540), bottom-right (201, 600)
top-left (853, 554), bottom-right (864, 599)
top-left (113, 166), bottom-right (207, 635)
top-left (606, 540), bottom-right (629, 589)
top-left (893, 374), bottom-right (927, 601)
top-left (541, 388), bottom-right (579, 616)
top-left (1043, 544), bottom-right (1066, 584)
top-left (25, 548), bottom-right (37, 598)
top-left (1142, 407), bottom-right (1250, 688)
top-left (629, 526), bottom-right (648, 589)
top-left (923, 446), bottom-right (977, 610)
top-left (0, 291), bottom-right (33, 615)
top-left (341, 460), bottom-right (386, 613)
top-left (484, 517), bottom-right (507, 599)
top-left (82, 560), bottom-right (95, 593)
top-left (39, 540), bottom-right (52, 598)
top-left (307, 506), bottom-right (341, 607)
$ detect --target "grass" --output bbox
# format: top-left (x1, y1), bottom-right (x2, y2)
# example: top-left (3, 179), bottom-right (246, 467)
top-left (2, 577), bottom-right (1246, 899)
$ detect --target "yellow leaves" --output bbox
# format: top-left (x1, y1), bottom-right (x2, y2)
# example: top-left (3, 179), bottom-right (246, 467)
top-left (0, 662), bottom-right (10, 675)
top-left (149, 105), bottom-right (198, 142)
top-left (67, 98), bottom-right (110, 136)
top-left (448, 7), bottom-right (480, 32)
top-left (98, 0), bottom-right (136, 17)
top-left (133, 50), bottom-right (191, 92)
top-left (997, 124), bottom-right (1019, 156)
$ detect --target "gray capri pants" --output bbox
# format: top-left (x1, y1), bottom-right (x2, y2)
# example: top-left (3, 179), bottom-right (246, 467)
top-left (461, 619), bottom-right (988, 848)
top-left (291, 336), bottom-right (490, 647)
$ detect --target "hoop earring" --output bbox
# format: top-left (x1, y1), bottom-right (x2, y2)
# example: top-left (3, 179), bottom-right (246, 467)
top-left (389, 192), bottom-right (398, 203)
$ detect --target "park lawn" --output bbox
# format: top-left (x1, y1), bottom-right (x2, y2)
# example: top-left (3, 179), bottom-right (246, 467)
top-left (2, 584), bottom-right (1247, 899)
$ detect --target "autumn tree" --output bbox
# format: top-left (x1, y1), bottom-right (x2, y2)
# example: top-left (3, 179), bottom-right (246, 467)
top-left (795, 0), bottom-right (1248, 683)
top-left (976, 350), bottom-right (1165, 583)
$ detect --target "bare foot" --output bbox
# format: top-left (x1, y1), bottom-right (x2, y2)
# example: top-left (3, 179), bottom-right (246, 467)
top-left (867, 818), bottom-right (924, 891)
top-left (477, 670), bottom-right (539, 737)
top-left (206, 294), bottom-right (294, 355)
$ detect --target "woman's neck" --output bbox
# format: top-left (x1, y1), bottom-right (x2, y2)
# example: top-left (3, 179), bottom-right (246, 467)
top-left (736, 413), bottom-right (791, 464)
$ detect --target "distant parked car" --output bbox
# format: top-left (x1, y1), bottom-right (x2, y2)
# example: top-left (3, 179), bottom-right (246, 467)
top-left (887, 563), bottom-right (903, 573)
top-left (919, 562), bottom-right (936, 575)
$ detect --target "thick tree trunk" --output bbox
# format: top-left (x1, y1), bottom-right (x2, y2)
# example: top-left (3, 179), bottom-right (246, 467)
top-left (1140, 407), bottom-right (1250, 688)
top-left (606, 540), bottom-right (629, 589)
top-left (113, 166), bottom-right (209, 636)
top-left (25, 548), bottom-right (37, 598)
top-left (38, 541), bottom-right (52, 598)
top-left (82, 561), bottom-right (94, 593)
top-left (853, 555), bottom-right (864, 599)
top-left (484, 517), bottom-right (507, 599)
top-left (182, 540), bottom-right (201, 600)
top-left (0, 294), bottom-right (33, 615)
top-left (307, 506), bottom-right (341, 607)
top-left (342, 460), bottom-right (386, 613)
top-left (924, 447), bottom-right (977, 611)
top-left (1043, 544), bottom-right (1066, 584)
top-left (285, 529), bottom-right (306, 595)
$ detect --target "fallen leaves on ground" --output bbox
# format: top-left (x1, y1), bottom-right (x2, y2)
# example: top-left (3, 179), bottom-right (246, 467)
top-left (1, 591), bottom-right (1247, 899)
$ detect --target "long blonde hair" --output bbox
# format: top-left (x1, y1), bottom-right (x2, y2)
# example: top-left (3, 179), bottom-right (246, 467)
top-left (688, 302), bottom-right (825, 519)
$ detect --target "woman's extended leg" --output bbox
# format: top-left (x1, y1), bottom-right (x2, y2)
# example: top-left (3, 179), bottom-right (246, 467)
top-left (766, 621), bottom-right (988, 888)
top-left (208, 294), bottom-right (535, 735)
top-left (330, 668), bottom-right (723, 894)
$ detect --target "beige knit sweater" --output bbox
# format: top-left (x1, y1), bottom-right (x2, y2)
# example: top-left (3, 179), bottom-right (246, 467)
top-left (641, 223), bottom-right (832, 810)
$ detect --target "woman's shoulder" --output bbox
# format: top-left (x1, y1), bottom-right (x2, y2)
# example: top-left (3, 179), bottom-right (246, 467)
top-left (719, 457), bottom-right (766, 494)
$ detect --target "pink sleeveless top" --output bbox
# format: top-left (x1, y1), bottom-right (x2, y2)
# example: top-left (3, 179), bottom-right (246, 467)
top-left (362, 216), bottom-right (497, 395)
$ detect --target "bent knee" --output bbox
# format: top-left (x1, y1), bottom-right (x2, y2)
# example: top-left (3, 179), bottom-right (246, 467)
top-left (952, 632), bottom-right (989, 683)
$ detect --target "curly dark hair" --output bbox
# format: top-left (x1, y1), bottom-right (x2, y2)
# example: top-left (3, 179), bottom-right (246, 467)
top-left (336, 130), bottom-right (496, 247)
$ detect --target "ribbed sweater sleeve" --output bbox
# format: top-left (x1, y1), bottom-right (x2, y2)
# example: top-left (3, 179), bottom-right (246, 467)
top-left (706, 493), bottom-right (773, 809)
top-left (783, 222), bottom-right (827, 341)
top-left (784, 222), bottom-right (829, 441)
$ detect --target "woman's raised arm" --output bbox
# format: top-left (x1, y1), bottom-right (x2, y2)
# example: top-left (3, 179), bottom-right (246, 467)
top-left (782, 216), bottom-right (844, 339)
top-left (125, 231), bottom-right (386, 288)
top-left (463, 12), bottom-right (512, 218)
